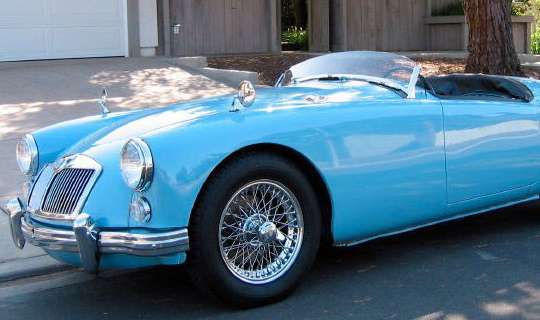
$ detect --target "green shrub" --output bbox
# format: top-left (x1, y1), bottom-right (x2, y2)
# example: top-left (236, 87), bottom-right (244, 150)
top-left (512, 1), bottom-right (530, 15)
top-left (531, 26), bottom-right (540, 54)
top-left (282, 27), bottom-right (308, 50)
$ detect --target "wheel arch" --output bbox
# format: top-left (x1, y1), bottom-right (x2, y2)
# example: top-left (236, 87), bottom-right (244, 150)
top-left (190, 143), bottom-right (334, 245)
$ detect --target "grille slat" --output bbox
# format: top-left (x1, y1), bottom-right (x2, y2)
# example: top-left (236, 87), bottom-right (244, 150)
top-left (59, 171), bottom-right (78, 214)
top-left (64, 170), bottom-right (91, 214)
top-left (44, 170), bottom-right (68, 212)
top-left (41, 168), bottom-right (95, 215)
top-left (52, 171), bottom-right (71, 213)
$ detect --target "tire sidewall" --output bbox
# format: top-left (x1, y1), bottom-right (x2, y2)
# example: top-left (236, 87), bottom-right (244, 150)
top-left (190, 154), bottom-right (321, 305)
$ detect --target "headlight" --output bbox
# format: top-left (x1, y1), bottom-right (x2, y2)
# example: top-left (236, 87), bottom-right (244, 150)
top-left (120, 138), bottom-right (153, 191)
top-left (16, 134), bottom-right (38, 177)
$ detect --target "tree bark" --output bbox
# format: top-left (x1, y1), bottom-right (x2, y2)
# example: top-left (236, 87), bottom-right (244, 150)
top-left (464, 0), bottom-right (523, 76)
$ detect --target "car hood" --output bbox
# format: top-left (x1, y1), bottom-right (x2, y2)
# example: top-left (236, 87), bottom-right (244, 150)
top-left (65, 82), bottom-right (398, 155)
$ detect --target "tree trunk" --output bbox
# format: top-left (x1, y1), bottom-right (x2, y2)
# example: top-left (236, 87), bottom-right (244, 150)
top-left (464, 0), bottom-right (523, 76)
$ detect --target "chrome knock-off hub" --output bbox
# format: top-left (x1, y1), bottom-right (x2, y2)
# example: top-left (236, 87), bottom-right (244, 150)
top-left (257, 221), bottom-right (277, 243)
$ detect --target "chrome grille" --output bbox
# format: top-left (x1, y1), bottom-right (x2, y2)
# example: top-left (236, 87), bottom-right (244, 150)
top-left (41, 168), bottom-right (95, 215)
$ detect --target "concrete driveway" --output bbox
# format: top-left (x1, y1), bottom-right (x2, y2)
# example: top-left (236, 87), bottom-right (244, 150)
top-left (0, 57), bottom-right (234, 278)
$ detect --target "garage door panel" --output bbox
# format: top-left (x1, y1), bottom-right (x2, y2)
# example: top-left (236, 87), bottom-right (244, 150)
top-left (0, 0), bottom-right (47, 25)
top-left (49, 0), bottom-right (123, 26)
top-left (0, 0), bottom-right (125, 62)
top-left (51, 0), bottom-right (121, 15)
top-left (51, 27), bottom-right (123, 56)
top-left (0, 29), bottom-right (48, 60)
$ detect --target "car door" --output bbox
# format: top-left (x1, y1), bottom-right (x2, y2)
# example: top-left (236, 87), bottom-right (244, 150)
top-left (321, 90), bottom-right (448, 243)
top-left (441, 97), bottom-right (540, 214)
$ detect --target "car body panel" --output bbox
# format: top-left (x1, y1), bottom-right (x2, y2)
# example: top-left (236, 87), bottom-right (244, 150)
top-left (441, 98), bottom-right (540, 205)
top-left (46, 250), bottom-right (186, 269)
top-left (136, 84), bottom-right (448, 244)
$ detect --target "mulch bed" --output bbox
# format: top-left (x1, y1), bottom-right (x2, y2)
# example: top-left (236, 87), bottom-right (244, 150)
top-left (208, 53), bottom-right (312, 86)
top-left (207, 53), bottom-right (540, 86)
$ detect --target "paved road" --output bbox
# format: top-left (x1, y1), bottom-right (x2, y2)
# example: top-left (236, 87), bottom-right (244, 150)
top-left (1, 202), bottom-right (539, 320)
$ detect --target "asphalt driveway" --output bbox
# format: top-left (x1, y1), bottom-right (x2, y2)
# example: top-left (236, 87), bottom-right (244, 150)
top-left (1, 201), bottom-right (539, 319)
top-left (0, 57), bottom-right (234, 274)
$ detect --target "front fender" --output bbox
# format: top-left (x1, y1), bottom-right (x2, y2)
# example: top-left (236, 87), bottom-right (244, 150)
top-left (141, 108), bottom-right (334, 230)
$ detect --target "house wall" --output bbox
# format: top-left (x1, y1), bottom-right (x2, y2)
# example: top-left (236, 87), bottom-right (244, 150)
top-left (329, 0), bottom-right (533, 54)
top-left (425, 15), bottom-right (534, 53)
top-left (152, 0), bottom-right (533, 57)
top-left (139, 0), bottom-right (159, 56)
top-left (341, 0), bottom-right (427, 51)
top-left (168, 0), bottom-right (279, 56)
top-left (127, 0), bottom-right (160, 57)
top-left (431, 0), bottom-right (459, 14)
top-left (309, 0), bottom-right (330, 52)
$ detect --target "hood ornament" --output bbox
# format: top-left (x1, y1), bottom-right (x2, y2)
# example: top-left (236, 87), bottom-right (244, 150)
top-left (98, 87), bottom-right (110, 115)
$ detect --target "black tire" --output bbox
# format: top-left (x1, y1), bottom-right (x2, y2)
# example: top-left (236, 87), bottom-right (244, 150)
top-left (187, 152), bottom-right (322, 308)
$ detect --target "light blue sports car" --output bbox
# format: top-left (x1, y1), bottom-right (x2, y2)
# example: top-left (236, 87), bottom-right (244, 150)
top-left (3, 51), bottom-right (540, 307)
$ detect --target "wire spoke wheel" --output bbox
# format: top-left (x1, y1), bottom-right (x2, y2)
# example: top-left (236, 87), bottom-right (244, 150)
top-left (219, 179), bottom-right (304, 284)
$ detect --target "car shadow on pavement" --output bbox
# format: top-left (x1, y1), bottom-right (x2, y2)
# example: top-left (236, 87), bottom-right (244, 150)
top-left (3, 202), bottom-right (540, 320)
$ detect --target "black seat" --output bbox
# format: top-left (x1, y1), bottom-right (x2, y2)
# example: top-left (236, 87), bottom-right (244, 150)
top-left (425, 74), bottom-right (534, 102)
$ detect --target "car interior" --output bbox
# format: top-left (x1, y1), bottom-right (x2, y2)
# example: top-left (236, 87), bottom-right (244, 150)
top-left (422, 74), bottom-right (534, 102)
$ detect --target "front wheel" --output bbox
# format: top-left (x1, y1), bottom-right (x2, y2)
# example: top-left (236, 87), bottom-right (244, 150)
top-left (187, 153), bottom-right (321, 307)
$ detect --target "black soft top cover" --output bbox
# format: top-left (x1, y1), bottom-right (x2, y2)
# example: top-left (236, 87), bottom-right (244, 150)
top-left (425, 74), bottom-right (534, 102)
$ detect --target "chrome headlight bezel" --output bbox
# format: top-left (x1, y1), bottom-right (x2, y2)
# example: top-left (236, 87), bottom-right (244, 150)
top-left (120, 138), bottom-right (153, 192)
top-left (16, 134), bottom-right (39, 177)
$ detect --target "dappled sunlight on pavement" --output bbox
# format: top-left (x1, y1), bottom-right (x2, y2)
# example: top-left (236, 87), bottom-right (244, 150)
top-left (412, 281), bottom-right (540, 319)
top-left (482, 282), bottom-right (540, 319)
top-left (0, 57), bottom-right (234, 200)
top-left (89, 66), bottom-right (233, 108)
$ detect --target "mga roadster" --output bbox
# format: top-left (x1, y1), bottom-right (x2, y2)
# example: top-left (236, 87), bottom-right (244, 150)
top-left (3, 51), bottom-right (540, 307)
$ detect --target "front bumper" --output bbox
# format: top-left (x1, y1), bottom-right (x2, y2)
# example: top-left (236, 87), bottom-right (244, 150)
top-left (2, 198), bottom-right (189, 273)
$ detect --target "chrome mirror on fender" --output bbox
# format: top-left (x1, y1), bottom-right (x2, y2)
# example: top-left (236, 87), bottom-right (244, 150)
top-left (230, 80), bottom-right (256, 112)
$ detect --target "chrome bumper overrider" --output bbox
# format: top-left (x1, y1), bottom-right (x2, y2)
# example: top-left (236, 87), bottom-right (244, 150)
top-left (2, 198), bottom-right (189, 273)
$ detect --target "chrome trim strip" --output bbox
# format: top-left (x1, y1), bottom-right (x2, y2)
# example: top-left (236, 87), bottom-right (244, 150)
top-left (407, 66), bottom-right (422, 99)
top-left (22, 217), bottom-right (79, 252)
top-left (20, 214), bottom-right (189, 258)
top-left (100, 229), bottom-right (189, 256)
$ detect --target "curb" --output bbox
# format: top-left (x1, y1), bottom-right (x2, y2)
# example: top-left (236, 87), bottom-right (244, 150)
top-left (0, 255), bottom-right (72, 283)
top-left (169, 56), bottom-right (260, 87)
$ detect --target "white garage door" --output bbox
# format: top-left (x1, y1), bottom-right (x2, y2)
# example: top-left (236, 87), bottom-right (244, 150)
top-left (0, 0), bottom-right (126, 62)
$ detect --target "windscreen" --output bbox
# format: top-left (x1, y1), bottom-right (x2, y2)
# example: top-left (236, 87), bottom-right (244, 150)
top-left (280, 51), bottom-right (419, 93)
